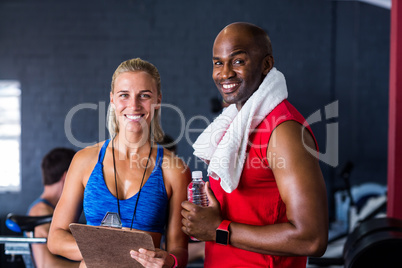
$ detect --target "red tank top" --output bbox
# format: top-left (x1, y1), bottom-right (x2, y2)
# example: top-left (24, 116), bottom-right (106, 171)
top-left (205, 100), bottom-right (316, 267)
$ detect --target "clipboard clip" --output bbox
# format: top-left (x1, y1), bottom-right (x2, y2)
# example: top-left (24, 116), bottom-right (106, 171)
top-left (100, 212), bottom-right (122, 228)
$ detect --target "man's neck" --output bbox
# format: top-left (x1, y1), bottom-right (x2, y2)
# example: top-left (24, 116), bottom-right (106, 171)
top-left (41, 183), bottom-right (63, 208)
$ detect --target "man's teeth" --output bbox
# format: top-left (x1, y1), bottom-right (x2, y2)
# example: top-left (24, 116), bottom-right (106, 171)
top-left (222, 84), bottom-right (236, 89)
top-left (126, 115), bottom-right (141, 120)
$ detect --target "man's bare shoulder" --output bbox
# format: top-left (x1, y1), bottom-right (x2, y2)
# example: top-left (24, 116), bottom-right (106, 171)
top-left (28, 202), bottom-right (54, 217)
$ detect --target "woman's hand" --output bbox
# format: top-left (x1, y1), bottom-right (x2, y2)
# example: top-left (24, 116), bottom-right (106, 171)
top-left (130, 248), bottom-right (176, 268)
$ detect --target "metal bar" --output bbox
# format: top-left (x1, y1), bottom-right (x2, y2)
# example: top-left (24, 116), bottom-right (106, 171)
top-left (0, 237), bottom-right (46, 244)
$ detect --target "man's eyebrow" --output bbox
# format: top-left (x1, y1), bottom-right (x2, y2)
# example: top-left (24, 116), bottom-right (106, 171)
top-left (212, 50), bottom-right (247, 61)
top-left (230, 50), bottom-right (246, 57)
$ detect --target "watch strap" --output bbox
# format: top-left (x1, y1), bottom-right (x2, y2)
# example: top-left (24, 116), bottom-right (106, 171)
top-left (216, 220), bottom-right (231, 245)
top-left (217, 220), bottom-right (231, 231)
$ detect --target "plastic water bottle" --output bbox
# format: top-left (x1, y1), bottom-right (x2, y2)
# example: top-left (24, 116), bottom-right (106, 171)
top-left (188, 171), bottom-right (208, 207)
top-left (188, 171), bottom-right (208, 241)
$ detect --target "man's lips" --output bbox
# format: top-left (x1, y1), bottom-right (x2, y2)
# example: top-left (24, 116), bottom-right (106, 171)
top-left (221, 82), bottom-right (240, 94)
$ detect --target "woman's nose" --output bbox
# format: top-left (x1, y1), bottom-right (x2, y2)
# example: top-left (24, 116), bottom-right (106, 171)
top-left (128, 97), bottom-right (141, 109)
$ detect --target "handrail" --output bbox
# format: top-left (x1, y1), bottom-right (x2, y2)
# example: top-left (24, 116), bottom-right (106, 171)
top-left (0, 237), bottom-right (46, 244)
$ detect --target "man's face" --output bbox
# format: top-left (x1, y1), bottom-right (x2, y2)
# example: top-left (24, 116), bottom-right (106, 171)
top-left (212, 30), bottom-right (265, 110)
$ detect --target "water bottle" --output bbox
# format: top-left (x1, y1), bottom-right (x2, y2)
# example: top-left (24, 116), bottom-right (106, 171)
top-left (188, 171), bottom-right (208, 241)
top-left (188, 171), bottom-right (208, 207)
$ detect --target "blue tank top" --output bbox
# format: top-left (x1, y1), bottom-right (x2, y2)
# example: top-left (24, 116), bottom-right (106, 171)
top-left (27, 198), bottom-right (55, 214)
top-left (83, 139), bottom-right (168, 233)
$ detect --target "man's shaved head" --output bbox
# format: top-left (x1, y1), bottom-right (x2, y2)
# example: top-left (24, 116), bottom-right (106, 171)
top-left (215, 22), bottom-right (273, 58)
top-left (212, 22), bottom-right (275, 109)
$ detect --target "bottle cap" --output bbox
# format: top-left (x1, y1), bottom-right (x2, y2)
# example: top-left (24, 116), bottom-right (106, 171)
top-left (192, 171), bottom-right (203, 179)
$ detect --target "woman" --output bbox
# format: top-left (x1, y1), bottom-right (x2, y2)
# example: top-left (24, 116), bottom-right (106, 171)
top-left (48, 58), bottom-right (190, 268)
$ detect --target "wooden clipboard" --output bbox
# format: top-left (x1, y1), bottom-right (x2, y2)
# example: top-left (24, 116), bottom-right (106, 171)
top-left (70, 223), bottom-right (155, 268)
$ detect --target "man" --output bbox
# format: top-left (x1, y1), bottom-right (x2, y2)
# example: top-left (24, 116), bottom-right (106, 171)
top-left (27, 147), bottom-right (79, 268)
top-left (181, 22), bottom-right (328, 267)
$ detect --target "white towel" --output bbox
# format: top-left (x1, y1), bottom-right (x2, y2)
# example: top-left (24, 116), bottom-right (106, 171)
top-left (193, 67), bottom-right (288, 193)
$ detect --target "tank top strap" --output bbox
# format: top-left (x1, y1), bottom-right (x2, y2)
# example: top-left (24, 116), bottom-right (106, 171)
top-left (27, 198), bottom-right (55, 214)
top-left (155, 144), bottom-right (164, 168)
top-left (39, 198), bottom-right (55, 209)
top-left (98, 139), bottom-right (111, 164)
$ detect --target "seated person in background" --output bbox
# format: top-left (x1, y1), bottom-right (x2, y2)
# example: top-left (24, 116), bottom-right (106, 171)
top-left (48, 58), bottom-right (190, 268)
top-left (27, 147), bottom-right (78, 268)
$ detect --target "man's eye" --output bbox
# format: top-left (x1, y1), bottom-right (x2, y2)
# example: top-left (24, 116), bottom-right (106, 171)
top-left (214, 61), bottom-right (222, 66)
top-left (234, 59), bottom-right (244, 64)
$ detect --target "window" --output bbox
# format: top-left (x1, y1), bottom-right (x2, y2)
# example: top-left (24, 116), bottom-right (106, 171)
top-left (0, 81), bottom-right (21, 192)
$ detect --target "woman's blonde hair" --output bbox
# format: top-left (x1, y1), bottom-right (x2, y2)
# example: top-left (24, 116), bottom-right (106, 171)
top-left (107, 58), bottom-right (164, 142)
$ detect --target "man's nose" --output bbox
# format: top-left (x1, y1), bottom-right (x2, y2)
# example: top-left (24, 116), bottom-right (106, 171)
top-left (221, 63), bottom-right (235, 79)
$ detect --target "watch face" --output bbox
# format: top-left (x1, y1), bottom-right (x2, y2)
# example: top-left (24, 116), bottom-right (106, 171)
top-left (216, 229), bottom-right (229, 245)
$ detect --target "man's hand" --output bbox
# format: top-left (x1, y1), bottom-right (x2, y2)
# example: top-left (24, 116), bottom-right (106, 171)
top-left (181, 182), bottom-right (222, 241)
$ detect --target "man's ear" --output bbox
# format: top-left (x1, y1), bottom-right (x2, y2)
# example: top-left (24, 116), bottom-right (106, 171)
top-left (262, 55), bottom-right (275, 75)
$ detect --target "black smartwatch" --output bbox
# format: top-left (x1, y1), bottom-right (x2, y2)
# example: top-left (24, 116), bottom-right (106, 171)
top-left (216, 220), bottom-right (231, 245)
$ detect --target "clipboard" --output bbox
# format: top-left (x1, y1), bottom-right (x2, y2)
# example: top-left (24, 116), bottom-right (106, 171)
top-left (70, 223), bottom-right (155, 268)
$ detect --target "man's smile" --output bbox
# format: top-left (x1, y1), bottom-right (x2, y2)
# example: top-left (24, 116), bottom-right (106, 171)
top-left (220, 82), bottom-right (241, 94)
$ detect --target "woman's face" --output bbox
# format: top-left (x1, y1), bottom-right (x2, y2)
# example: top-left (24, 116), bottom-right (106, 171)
top-left (110, 71), bottom-right (161, 136)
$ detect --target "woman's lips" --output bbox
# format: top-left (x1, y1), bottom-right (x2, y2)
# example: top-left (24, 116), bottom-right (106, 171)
top-left (125, 114), bottom-right (143, 121)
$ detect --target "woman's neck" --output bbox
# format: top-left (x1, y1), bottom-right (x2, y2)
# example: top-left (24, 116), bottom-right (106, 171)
top-left (113, 133), bottom-right (152, 159)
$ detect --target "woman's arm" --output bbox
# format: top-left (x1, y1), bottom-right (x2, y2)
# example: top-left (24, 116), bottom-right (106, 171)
top-left (163, 153), bottom-right (191, 266)
top-left (131, 150), bottom-right (191, 267)
top-left (48, 147), bottom-right (97, 261)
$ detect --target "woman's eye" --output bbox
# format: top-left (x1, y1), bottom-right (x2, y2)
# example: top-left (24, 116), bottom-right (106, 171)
top-left (120, 94), bottom-right (128, 98)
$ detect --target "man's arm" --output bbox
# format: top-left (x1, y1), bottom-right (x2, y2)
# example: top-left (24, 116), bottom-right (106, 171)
top-left (48, 149), bottom-right (93, 262)
top-left (182, 120), bottom-right (328, 257)
top-left (29, 203), bottom-right (80, 267)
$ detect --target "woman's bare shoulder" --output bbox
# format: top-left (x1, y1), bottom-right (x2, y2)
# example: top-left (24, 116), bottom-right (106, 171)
top-left (162, 148), bottom-right (187, 170)
top-left (161, 148), bottom-right (191, 182)
top-left (70, 141), bottom-right (108, 170)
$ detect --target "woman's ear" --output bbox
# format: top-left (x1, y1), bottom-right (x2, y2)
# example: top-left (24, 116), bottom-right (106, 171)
top-left (154, 94), bottom-right (162, 110)
top-left (110, 91), bottom-right (115, 108)
top-left (262, 55), bottom-right (275, 75)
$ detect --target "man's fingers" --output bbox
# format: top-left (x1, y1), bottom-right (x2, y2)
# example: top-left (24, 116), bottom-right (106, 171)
top-left (205, 181), bottom-right (218, 207)
top-left (181, 225), bottom-right (190, 235)
top-left (181, 200), bottom-right (195, 210)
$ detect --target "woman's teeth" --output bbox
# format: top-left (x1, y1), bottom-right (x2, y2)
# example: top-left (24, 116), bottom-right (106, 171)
top-left (126, 115), bottom-right (141, 120)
